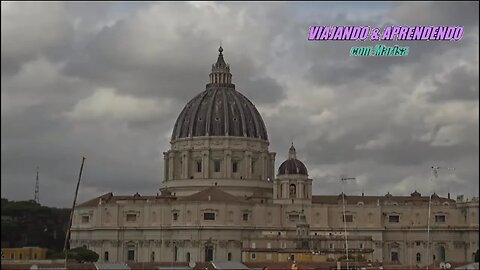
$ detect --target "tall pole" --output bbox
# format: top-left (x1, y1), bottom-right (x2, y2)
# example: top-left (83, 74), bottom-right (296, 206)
top-left (426, 193), bottom-right (432, 270)
top-left (426, 166), bottom-right (454, 270)
top-left (341, 176), bottom-right (356, 270)
top-left (63, 157), bottom-right (86, 265)
top-left (34, 166), bottom-right (40, 203)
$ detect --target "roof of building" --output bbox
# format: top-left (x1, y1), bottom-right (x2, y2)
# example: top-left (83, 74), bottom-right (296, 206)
top-left (177, 186), bottom-right (247, 203)
top-left (312, 192), bottom-right (455, 205)
top-left (278, 144), bottom-right (308, 176)
top-left (76, 192), bottom-right (175, 208)
top-left (171, 47), bottom-right (268, 142)
top-left (94, 262), bottom-right (130, 270)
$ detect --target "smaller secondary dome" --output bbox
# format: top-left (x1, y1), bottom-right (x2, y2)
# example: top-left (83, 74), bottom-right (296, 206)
top-left (278, 144), bottom-right (308, 176)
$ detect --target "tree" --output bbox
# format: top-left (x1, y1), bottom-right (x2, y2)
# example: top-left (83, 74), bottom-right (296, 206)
top-left (48, 247), bottom-right (99, 262)
top-left (69, 247), bottom-right (99, 262)
top-left (475, 249), bottom-right (479, 262)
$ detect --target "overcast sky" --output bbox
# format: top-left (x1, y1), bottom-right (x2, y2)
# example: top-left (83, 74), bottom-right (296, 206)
top-left (2, 2), bottom-right (479, 207)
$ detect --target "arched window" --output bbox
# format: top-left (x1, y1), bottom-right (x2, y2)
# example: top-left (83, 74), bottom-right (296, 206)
top-left (416, 253), bottom-right (421, 263)
top-left (186, 252), bottom-right (190, 262)
top-left (289, 184), bottom-right (296, 198)
top-left (151, 251), bottom-right (155, 262)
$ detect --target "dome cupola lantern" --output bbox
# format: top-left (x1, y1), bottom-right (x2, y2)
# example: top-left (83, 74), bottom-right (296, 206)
top-left (288, 143), bottom-right (297, 159)
top-left (208, 46), bottom-right (233, 86)
top-left (278, 143), bottom-right (308, 176)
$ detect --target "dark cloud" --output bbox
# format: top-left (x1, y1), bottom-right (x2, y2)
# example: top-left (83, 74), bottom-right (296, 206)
top-left (427, 65), bottom-right (479, 102)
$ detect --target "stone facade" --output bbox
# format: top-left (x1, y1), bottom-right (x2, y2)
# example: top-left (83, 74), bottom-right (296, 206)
top-left (70, 47), bottom-right (479, 266)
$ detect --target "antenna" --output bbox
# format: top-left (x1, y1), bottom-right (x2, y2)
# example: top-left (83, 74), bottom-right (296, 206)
top-left (426, 165), bottom-right (455, 270)
top-left (339, 176), bottom-right (356, 270)
top-left (34, 166), bottom-right (39, 203)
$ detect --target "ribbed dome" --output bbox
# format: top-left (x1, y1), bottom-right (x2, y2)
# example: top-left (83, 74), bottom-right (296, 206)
top-left (171, 47), bottom-right (268, 142)
top-left (278, 144), bottom-right (308, 176)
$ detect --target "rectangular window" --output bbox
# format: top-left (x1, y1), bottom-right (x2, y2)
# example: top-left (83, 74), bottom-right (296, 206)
top-left (391, 251), bottom-right (399, 262)
top-left (360, 243), bottom-right (364, 249)
top-left (232, 161), bottom-right (238, 173)
top-left (329, 243), bottom-right (334, 249)
top-left (243, 213), bottom-right (249, 221)
top-left (435, 215), bottom-right (446, 223)
top-left (81, 215), bottom-right (90, 223)
top-left (204, 212), bottom-right (215, 221)
top-left (214, 160), bottom-right (221, 172)
top-left (197, 161), bottom-right (202, 172)
top-left (104, 251), bottom-right (109, 262)
top-left (389, 215), bottom-right (400, 223)
top-left (251, 160), bottom-right (255, 173)
top-left (266, 253), bottom-right (272, 260)
top-left (267, 242), bottom-right (272, 249)
top-left (127, 250), bottom-right (135, 261)
top-left (126, 214), bottom-right (136, 222)
top-left (416, 241), bottom-right (421, 246)
top-left (289, 214), bottom-right (299, 222)
top-left (251, 253), bottom-right (256, 260)
top-left (251, 242), bottom-right (256, 248)
top-left (343, 215), bottom-right (353, 222)
top-left (173, 213), bottom-right (178, 221)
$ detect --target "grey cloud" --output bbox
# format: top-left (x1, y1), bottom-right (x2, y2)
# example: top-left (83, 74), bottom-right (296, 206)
top-left (427, 65), bottom-right (479, 102)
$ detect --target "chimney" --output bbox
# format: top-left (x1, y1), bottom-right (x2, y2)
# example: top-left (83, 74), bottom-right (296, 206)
top-left (362, 192), bottom-right (364, 197)
top-left (448, 193), bottom-right (450, 199)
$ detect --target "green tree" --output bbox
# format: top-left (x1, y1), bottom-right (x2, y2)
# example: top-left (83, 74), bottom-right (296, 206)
top-left (47, 247), bottom-right (99, 262)
top-left (69, 247), bottom-right (99, 262)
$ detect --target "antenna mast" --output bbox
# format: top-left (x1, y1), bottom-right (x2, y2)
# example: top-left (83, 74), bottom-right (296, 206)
top-left (34, 166), bottom-right (39, 203)
top-left (426, 166), bottom-right (455, 270)
top-left (340, 176), bottom-right (356, 270)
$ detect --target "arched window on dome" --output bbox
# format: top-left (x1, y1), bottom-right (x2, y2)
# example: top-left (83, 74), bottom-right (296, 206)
top-left (289, 184), bottom-right (296, 198)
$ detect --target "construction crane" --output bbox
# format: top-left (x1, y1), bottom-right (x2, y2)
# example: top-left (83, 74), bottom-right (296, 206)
top-left (63, 157), bottom-right (86, 268)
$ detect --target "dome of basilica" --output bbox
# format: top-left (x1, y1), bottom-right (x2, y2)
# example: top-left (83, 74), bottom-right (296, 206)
top-left (278, 144), bottom-right (308, 176)
top-left (171, 47), bottom-right (268, 142)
